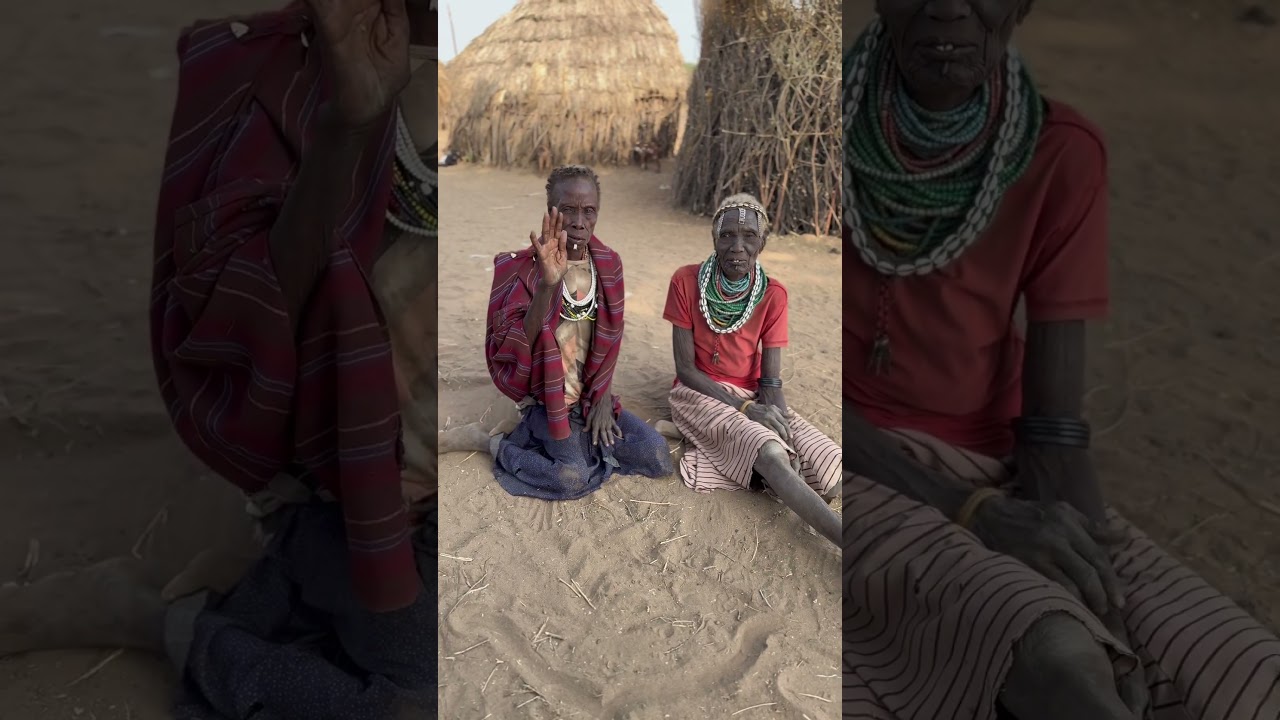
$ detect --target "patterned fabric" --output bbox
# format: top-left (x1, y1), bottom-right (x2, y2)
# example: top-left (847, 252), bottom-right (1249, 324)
top-left (486, 236), bottom-right (624, 440)
top-left (149, 4), bottom-right (417, 612)
top-left (173, 503), bottom-right (435, 720)
top-left (669, 381), bottom-right (841, 495)
top-left (843, 429), bottom-right (1280, 719)
top-left (492, 405), bottom-right (672, 501)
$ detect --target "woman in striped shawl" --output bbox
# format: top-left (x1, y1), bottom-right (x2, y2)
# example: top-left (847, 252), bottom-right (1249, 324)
top-left (443, 165), bottom-right (672, 500)
top-left (843, 2), bottom-right (1280, 719)
top-left (662, 194), bottom-right (842, 545)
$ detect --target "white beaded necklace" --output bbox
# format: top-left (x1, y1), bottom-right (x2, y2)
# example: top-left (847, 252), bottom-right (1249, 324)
top-left (386, 108), bottom-right (438, 238)
top-left (697, 256), bottom-right (766, 335)
top-left (559, 255), bottom-right (598, 322)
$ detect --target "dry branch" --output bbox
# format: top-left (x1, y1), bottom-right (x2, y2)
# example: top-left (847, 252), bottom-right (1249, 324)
top-left (673, 0), bottom-right (841, 235)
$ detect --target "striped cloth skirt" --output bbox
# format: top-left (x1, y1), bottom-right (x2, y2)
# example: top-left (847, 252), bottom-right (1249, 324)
top-left (668, 381), bottom-right (841, 496)
top-left (843, 428), bottom-right (1280, 719)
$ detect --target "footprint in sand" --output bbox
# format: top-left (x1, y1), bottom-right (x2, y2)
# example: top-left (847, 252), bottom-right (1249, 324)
top-left (446, 612), bottom-right (781, 718)
top-left (514, 496), bottom-right (557, 532)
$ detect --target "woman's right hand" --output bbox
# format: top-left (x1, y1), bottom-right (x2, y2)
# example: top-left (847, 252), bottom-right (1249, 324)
top-left (530, 208), bottom-right (568, 288)
top-left (745, 402), bottom-right (790, 442)
top-left (306, 0), bottom-right (412, 128)
top-left (969, 496), bottom-right (1125, 619)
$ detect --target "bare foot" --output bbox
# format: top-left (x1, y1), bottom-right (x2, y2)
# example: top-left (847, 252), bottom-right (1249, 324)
top-left (162, 544), bottom-right (261, 602)
top-left (655, 420), bottom-right (683, 441)
top-left (0, 557), bottom-right (165, 657)
top-left (439, 421), bottom-right (493, 454)
top-left (1001, 612), bottom-right (1132, 720)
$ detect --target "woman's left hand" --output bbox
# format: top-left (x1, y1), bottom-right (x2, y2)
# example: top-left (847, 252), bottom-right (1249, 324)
top-left (587, 400), bottom-right (622, 447)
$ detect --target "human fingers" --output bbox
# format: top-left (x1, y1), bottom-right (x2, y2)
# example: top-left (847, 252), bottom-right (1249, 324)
top-left (766, 414), bottom-right (789, 439)
top-left (1055, 545), bottom-right (1111, 617)
top-left (767, 408), bottom-right (791, 441)
top-left (591, 412), bottom-right (606, 445)
top-left (1060, 506), bottom-right (1126, 609)
top-left (1035, 562), bottom-right (1085, 606)
top-left (542, 210), bottom-right (553, 244)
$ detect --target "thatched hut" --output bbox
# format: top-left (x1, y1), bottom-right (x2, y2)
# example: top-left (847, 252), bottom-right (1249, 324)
top-left (438, 62), bottom-right (452, 152)
top-left (447, 0), bottom-right (688, 168)
top-left (673, 0), bottom-right (842, 235)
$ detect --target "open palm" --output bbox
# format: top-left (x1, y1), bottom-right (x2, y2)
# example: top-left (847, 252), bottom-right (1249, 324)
top-left (530, 208), bottom-right (569, 288)
top-left (306, 0), bottom-right (412, 127)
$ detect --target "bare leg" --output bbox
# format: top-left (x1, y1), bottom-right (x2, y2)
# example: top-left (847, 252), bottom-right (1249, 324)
top-left (1001, 612), bottom-right (1133, 720)
top-left (754, 441), bottom-right (840, 545)
top-left (0, 557), bottom-right (165, 657)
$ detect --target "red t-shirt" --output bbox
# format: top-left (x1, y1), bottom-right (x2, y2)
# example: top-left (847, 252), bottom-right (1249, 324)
top-left (844, 99), bottom-right (1110, 457)
top-left (664, 264), bottom-right (788, 391)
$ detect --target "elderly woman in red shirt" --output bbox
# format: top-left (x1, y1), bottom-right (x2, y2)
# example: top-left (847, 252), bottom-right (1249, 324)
top-left (842, 3), bottom-right (1280, 720)
top-left (663, 194), bottom-right (842, 545)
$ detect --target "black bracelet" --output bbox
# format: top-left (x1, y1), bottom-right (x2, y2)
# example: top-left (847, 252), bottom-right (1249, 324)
top-left (1013, 416), bottom-right (1091, 449)
top-left (757, 377), bottom-right (783, 388)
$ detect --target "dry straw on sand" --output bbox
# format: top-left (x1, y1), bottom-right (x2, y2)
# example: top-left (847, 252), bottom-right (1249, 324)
top-left (674, 0), bottom-right (842, 235)
top-left (447, 0), bottom-right (688, 168)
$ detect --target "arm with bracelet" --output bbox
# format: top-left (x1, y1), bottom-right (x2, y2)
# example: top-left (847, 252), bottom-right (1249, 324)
top-left (1012, 320), bottom-right (1108, 523)
top-left (756, 348), bottom-right (788, 416)
top-left (672, 327), bottom-right (789, 439)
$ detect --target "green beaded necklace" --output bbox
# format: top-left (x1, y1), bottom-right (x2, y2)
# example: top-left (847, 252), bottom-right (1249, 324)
top-left (698, 253), bottom-right (767, 335)
top-left (843, 18), bottom-right (1044, 276)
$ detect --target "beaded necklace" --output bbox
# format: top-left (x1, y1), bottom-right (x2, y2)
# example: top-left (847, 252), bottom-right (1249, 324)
top-left (698, 253), bottom-right (767, 364)
top-left (386, 109), bottom-right (438, 238)
top-left (843, 18), bottom-right (1044, 372)
top-left (559, 256), bottom-right (598, 322)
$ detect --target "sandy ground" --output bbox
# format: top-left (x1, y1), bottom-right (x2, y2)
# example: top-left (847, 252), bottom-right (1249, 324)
top-left (0, 0), bottom-right (1275, 718)
top-left (435, 167), bottom-right (843, 719)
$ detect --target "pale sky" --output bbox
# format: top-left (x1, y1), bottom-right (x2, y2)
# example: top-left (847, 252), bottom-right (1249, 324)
top-left (438, 0), bottom-right (701, 63)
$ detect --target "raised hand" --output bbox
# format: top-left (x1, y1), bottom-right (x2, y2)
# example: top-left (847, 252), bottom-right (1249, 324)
top-left (305, 0), bottom-right (412, 128)
top-left (530, 208), bottom-right (569, 288)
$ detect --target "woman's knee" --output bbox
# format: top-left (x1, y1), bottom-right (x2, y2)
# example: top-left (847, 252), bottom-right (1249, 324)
top-left (755, 440), bottom-right (790, 468)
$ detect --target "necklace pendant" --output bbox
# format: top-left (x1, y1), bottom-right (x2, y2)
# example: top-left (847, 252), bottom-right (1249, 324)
top-left (712, 351), bottom-right (720, 365)
top-left (868, 336), bottom-right (891, 375)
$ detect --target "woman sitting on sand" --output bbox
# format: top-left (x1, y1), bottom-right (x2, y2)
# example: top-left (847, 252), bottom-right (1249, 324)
top-left (842, 4), bottom-right (1280, 720)
top-left (441, 165), bottom-right (671, 499)
top-left (661, 194), bottom-right (841, 545)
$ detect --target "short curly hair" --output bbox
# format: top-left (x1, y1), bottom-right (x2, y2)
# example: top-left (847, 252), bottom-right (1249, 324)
top-left (545, 165), bottom-right (601, 207)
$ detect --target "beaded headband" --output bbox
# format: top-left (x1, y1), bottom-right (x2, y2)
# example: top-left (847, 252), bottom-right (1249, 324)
top-left (712, 201), bottom-right (769, 239)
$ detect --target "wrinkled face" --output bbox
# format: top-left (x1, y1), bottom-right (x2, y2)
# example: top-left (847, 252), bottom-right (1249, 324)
top-left (549, 178), bottom-right (599, 252)
top-left (876, 0), bottom-right (1030, 110)
top-left (714, 208), bottom-right (766, 282)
